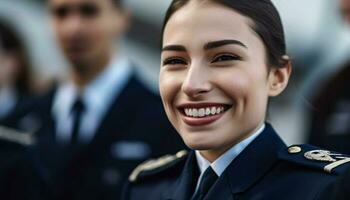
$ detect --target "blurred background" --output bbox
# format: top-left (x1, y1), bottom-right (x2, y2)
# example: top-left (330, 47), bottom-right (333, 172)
top-left (0, 0), bottom-right (349, 145)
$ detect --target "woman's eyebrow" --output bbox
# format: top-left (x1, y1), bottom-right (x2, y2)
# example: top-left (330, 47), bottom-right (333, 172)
top-left (204, 39), bottom-right (247, 50)
top-left (162, 45), bottom-right (187, 52)
top-left (161, 40), bottom-right (246, 52)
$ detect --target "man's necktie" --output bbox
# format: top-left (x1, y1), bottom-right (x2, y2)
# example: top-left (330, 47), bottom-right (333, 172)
top-left (70, 97), bottom-right (85, 145)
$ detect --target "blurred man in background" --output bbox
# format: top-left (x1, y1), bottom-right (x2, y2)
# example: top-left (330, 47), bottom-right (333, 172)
top-left (308, 0), bottom-right (350, 153)
top-left (28, 0), bottom-right (185, 199)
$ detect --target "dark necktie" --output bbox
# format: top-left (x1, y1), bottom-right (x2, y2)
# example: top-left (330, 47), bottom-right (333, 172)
top-left (70, 97), bottom-right (85, 145)
top-left (191, 167), bottom-right (218, 200)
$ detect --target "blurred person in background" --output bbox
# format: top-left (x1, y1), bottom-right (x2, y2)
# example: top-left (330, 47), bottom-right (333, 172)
top-left (0, 21), bottom-right (49, 199)
top-left (340, 0), bottom-right (350, 23)
top-left (28, 0), bottom-right (185, 199)
top-left (0, 20), bottom-right (36, 132)
top-left (308, 0), bottom-right (350, 154)
top-left (311, 1), bottom-right (350, 198)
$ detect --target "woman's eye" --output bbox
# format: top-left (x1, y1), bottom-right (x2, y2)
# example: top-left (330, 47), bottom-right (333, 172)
top-left (163, 58), bottom-right (187, 66)
top-left (211, 54), bottom-right (241, 63)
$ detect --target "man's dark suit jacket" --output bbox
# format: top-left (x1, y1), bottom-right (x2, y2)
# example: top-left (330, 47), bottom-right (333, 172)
top-left (12, 75), bottom-right (185, 200)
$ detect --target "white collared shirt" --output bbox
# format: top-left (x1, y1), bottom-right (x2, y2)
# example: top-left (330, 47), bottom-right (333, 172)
top-left (0, 86), bottom-right (17, 119)
top-left (194, 123), bottom-right (266, 192)
top-left (52, 54), bottom-right (132, 144)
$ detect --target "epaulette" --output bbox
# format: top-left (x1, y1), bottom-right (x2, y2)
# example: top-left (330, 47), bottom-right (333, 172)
top-left (129, 150), bottom-right (188, 182)
top-left (0, 126), bottom-right (35, 146)
top-left (278, 144), bottom-right (350, 175)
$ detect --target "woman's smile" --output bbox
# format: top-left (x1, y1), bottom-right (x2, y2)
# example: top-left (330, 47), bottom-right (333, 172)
top-left (177, 102), bottom-right (232, 126)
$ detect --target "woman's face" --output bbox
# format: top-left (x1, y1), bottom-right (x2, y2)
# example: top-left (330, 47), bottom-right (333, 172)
top-left (160, 1), bottom-right (289, 160)
top-left (0, 51), bottom-right (19, 87)
top-left (340, 0), bottom-right (350, 24)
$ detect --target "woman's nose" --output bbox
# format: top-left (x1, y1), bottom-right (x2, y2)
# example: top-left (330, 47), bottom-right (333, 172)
top-left (181, 63), bottom-right (212, 98)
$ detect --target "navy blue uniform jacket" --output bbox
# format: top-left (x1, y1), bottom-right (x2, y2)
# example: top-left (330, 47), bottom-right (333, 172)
top-left (123, 123), bottom-right (350, 200)
top-left (8, 75), bottom-right (185, 200)
top-left (0, 128), bottom-right (49, 200)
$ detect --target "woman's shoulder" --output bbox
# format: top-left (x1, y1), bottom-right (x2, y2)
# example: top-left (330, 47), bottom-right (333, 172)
top-left (128, 150), bottom-right (188, 183)
top-left (223, 144), bottom-right (350, 200)
top-left (278, 144), bottom-right (350, 176)
top-left (263, 144), bottom-right (350, 199)
top-left (122, 150), bottom-right (188, 200)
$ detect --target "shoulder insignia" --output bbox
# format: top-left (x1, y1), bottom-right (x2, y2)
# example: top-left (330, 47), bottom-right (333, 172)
top-left (279, 144), bottom-right (350, 174)
top-left (304, 150), bottom-right (350, 173)
top-left (0, 126), bottom-right (35, 146)
top-left (129, 150), bottom-right (188, 182)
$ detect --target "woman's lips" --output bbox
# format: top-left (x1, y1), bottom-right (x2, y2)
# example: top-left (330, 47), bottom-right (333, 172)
top-left (177, 103), bottom-right (231, 126)
top-left (182, 113), bottom-right (225, 126)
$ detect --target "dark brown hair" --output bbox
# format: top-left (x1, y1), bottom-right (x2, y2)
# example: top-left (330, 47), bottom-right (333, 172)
top-left (0, 21), bottom-right (31, 94)
top-left (46, 0), bottom-right (123, 8)
top-left (161, 0), bottom-right (289, 68)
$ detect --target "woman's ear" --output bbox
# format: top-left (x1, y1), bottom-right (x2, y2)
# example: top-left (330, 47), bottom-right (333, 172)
top-left (268, 61), bottom-right (292, 97)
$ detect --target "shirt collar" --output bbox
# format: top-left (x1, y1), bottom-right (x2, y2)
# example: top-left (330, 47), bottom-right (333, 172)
top-left (82, 54), bottom-right (131, 112)
top-left (52, 53), bottom-right (132, 123)
top-left (195, 123), bottom-right (266, 176)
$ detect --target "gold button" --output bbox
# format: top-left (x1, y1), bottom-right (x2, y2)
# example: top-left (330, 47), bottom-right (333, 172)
top-left (288, 146), bottom-right (301, 154)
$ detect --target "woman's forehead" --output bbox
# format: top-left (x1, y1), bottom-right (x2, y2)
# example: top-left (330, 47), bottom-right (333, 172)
top-left (162, 1), bottom-right (261, 50)
top-left (166, 0), bottom-right (250, 27)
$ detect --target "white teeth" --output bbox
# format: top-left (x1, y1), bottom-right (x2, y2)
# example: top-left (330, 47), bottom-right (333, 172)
top-left (192, 109), bottom-right (198, 117)
top-left (183, 106), bottom-right (227, 118)
top-left (199, 108), bottom-right (205, 117)
top-left (211, 107), bottom-right (216, 115)
top-left (206, 108), bottom-right (211, 115)
top-left (216, 107), bottom-right (224, 114)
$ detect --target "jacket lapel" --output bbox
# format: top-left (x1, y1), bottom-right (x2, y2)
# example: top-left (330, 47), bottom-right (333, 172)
top-left (91, 75), bottom-right (141, 145)
top-left (165, 151), bottom-right (199, 200)
top-left (58, 77), bottom-right (140, 178)
top-left (205, 123), bottom-right (286, 199)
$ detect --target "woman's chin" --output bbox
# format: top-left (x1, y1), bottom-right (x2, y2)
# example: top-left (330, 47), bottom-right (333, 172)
top-left (183, 138), bottom-right (214, 151)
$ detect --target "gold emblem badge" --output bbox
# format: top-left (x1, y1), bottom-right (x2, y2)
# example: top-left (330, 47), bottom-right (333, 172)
top-left (304, 150), bottom-right (350, 173)
top-left (288, 146), bottom-right (302, 154)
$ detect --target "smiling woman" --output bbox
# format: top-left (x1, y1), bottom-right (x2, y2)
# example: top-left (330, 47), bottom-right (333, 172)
top-left (122, 0), bottom-right (350, 200)
top-left (159, 1), bottom-right (290, 162)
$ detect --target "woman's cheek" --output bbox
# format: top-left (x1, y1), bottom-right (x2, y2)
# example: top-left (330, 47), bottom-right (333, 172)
top-left (220, 73), bottom-right (250, 97)
top-left (160, 71), bottom-right (184, 97)
top-left (159, 72), bottom-right (181, 119)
